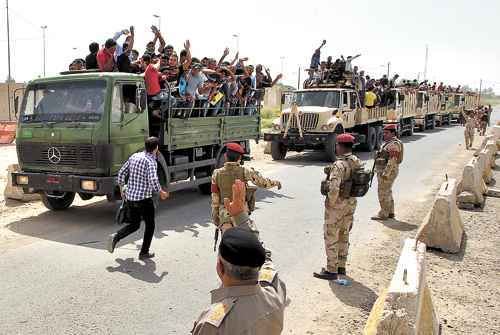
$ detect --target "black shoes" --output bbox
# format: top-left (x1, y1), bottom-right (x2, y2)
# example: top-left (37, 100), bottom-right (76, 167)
top-left (107, 233), bottom-right (117, 253)
top-left (338, 267), bottom-right (346, 276)
top-left (139, 252), bottom-right (155, 260)
top-left (313, 268), bottom-right (338, 280)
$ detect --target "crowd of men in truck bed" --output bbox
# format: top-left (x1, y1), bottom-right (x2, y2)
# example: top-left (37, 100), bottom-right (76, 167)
top-left (305, 40), bottom-right (470, 108)
top-left (68, 25), bottom-right (282, 117)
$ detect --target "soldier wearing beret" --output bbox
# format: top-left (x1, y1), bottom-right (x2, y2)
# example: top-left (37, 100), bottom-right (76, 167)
top-left (192, 180), bottom-right (286, 335)
top-left (372, 124), bottom-right (404, 221)
top-left (314, 133), bottom-right (362, 280)
top-left (211, 142), bottom-right (281, 233)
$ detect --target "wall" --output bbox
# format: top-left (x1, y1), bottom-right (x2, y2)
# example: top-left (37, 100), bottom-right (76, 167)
top-left (0, 80), bottom-right (25, 121)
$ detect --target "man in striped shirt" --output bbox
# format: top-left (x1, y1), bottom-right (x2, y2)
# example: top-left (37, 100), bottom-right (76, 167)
top-left (108, 137), bottom-right (169, 260)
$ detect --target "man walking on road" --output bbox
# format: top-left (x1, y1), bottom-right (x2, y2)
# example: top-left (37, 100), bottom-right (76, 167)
top-left (108, 137), bottom-right (169, 260)
top-left (464, 110), bottom-right (475, 150)
top-left (211, 143), bottom-right (281, 234)
top-left (372, 124), bottom-right (403, 221)
top-left (314, 134), bottom-right (362, 280)
top-left (192, 180), bottom-right (286, 334)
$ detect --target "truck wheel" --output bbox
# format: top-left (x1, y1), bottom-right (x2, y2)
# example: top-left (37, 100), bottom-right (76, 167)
top-left (361, 126), bottom-right (377, 152)
top-left (407, 119), bottom-right (414, 136)
top-left (375, 126), bottom-right (383, 149)
top-left (325, 134), bottom-right (337, 162)
top-left (271, 141), bottom-right (287, 160)
top-left (429, 116), bottom-right (436, 130)
top-left (198, 183), bottom-right (212, 195)
top-left (41, 192), bottom-right (75, 211)
top-left (78, 193), bottom-right (94, 201)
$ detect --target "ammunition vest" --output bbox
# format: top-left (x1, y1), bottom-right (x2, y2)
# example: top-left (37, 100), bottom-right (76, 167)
top-left (375, 138), bottom-right (404, 169)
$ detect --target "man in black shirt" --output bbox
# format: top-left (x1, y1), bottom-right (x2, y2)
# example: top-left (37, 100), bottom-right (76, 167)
top-left (85, 42), bottom-right (99, 70)
top-left (117, 27), bottom-right (135, 73)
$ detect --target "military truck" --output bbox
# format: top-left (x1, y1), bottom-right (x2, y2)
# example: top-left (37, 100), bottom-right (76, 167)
top-left (385, 88), bottom-right (416, 136)
top-left (263, 85), bottom-right (415, 161)
top-left (12, 72), bottom-right (260, 210)
top-left (414, 91), bottom-right (437, 131)
top-left (435, 92), bottom-right (451, 126)
top-left (448, 93), bottom-right (465, 123)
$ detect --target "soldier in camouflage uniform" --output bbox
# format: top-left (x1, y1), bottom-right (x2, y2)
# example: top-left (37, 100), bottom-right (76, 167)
top-left (372, 124), bottom-right (403, 221)
top-left (464, 110), bottom-right (476, 149)
top-left (314, 133), bottom-right (362, 280)
top-left (211, 143), bottom-right (281, 234)
top-left (193, 180), bottom-right (286, 335)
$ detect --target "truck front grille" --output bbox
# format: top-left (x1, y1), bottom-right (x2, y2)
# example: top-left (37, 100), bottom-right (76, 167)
top-left (19, 143), bottom-right (97, 168)
top-left (281, 113), bottom-right (319, 130)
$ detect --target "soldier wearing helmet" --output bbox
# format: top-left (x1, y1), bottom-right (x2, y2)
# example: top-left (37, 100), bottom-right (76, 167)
top-left (372, 124), bottom-right (404, 221)
top-left (211, 143), bottom-right (281, 234)
top-left (314, 133), bottom-right (363, 280)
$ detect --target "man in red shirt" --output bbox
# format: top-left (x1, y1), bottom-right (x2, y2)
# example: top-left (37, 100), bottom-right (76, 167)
top-left (97, 39), bottom-right (117, 72)
top-left (143, 54), bottom-right (161, 98)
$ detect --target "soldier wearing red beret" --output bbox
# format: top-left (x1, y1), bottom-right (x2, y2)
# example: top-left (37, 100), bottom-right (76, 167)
top-left (211, 143), bottom-right (282, 235)
top-left (372, 124), bottom-right (404, 221)
top-left (314, 133), bottom-right (363, 280)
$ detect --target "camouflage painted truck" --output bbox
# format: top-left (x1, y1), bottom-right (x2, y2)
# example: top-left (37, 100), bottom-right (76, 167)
top-left (448, 92), bottom-right (465, 123)
top-left (12, 71), bottom-right (260, 210)
top-left (262, 85), bottom-right (415, 161)
top-left (435, 92), bottom-right (452, 127)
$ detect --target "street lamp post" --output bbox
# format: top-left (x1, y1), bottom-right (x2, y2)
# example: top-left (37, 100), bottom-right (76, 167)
top-left (232, 34), bottom-right (239, 54)
top-left (41, 25), bottom-right (47, 77)
top-left (153, 14), bottom-right (161, 31)
top-left (6, 0), bottom-right (12, 120)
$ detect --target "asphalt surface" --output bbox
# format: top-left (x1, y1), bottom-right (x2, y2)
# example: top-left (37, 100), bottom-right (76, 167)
top-left (1, 110), bottom-right (498, 334)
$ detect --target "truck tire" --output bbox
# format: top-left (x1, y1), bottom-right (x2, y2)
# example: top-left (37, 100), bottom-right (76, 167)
top-left (198, 183), bottom-right (212, 195)
top-left (375, 126), bottom-right (383, 150)
top-left (429, 116), bottom-right (436, 129)
top-left (271, 141), bottom-right (287, 160)
top-left (407, 119), bottom-right (414, 136)
top-left (41, 192), bottom-right (75, 211)
top-left (198, 150), bottom-right (224, 195)
top-left (78, 193), bottom-right (94, 201)
top-left (361, 126), bottom-right (377, 152)
top-left (325, 133), bottom-right (337, 162)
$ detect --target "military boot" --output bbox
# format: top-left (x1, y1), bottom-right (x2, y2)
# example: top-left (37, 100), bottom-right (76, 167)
top-left (313, 268), bottom-right (338, 280)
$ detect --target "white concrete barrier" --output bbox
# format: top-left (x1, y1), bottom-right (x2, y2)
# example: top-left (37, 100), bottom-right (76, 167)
top-left (477, 150), bottom-right (493, 184)
top-left (416, 178), bottom-right (464, 253)
top-left (3, 164), bottom-right (40, 202)
top-left (492, 125), bottom-right (500, 141)
top-left (364, 239), bottom-right (440, 335)
top-left (485, 141), bottom-right (498, 168)
top-left (474, 135), bottom-right (493, 156)
top-left (457, 157), bottom-right (487, 208)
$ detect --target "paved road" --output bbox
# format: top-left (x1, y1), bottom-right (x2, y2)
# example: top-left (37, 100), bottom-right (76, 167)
top-left (1, 111), bottom-right (498, 334)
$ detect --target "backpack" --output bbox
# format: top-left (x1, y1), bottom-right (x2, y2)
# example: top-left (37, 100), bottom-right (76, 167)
top-left (321, 158), bottom-right (372, 198)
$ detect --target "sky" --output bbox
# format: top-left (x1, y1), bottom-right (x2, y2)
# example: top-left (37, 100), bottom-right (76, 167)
top-left (1, 0), bottom-right (499, 93)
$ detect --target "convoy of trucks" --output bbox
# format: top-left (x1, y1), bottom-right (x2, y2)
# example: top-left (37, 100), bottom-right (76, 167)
top-left (9, 70), bottom-right (480, 211)
top-left (263, 84), bottom-right (479, 161)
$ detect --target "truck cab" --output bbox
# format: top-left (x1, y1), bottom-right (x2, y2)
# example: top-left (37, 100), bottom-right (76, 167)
top-left (13, 72), bottom-right (260, 210)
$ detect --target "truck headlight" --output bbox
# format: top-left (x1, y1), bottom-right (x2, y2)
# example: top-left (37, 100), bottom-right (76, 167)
top-left (81, 180), bottom-right (97, 191)
top-left (16, 175), bottom-right (29, 185)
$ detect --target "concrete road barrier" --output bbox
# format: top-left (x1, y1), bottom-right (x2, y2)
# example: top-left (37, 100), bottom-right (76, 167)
top-left (416, 178), bottom-right (464, 253)
top-left (492, 125), bottom-right (500, 141)
top-left (364, 239), bottom-right (440, 335)
top-left (457, 157), bottom-right (487, 208)
top-left (477, 150), bottom-right (493, 184)
top-left (3, 164), bottom-right (40, 202)
top-left (474, 135), bottom-right (493, 156)
top-left (485, 141), bottom-right (498, 168)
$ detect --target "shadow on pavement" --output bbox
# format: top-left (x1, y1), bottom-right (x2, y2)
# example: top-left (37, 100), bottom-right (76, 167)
top-left (106, 257), bottom-right (168, 283)
top-left (329, 277), bottom-right (378, 312)
top-left (428, 232), bottom-right (467, 262)
top-left (379, 218), bottom-right (418, 231)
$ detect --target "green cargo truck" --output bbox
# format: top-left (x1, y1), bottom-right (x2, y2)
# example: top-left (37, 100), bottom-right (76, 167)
top-left (12, 71), bottom-right (260, 210)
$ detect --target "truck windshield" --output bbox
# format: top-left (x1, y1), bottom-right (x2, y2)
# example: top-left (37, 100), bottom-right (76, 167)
top-left (295, 91), bottom-right (340, 108)
top-left (21, 80), bottom-right (107, 123)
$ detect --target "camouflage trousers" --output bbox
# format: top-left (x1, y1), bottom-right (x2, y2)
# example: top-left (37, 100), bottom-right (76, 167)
top-left (376, 170), bottom-right (398, 218)
top-left (323, 199), bottom-right (356, 272)
top-left (464, 129), bottom-right (474, 149)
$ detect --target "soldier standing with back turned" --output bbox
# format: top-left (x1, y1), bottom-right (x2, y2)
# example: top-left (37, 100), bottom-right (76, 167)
top-left (371, 124), bottom-right (403, 221)
top-left (211, 143), bottom-right (281, 235)
top-left (463, 110), bottom-right (475, 150)
top-left (314, 133), bottom-right (362, 280)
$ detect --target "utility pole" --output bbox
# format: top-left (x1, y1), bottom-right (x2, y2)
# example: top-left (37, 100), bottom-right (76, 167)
top-left (387, 62), bottom-right (390, 78)
top-left (478, 79), bottom-right (482, 104)
top-left (280, 56), bottom-right (285, 83)
top-left (6, 0), bottom-right (12, 120)
top-left (297, 66), bottom-right (301, 90)
top-left (41, 25), bottom-right (47, 77)
top-left (423, 44), bottom-right (428, 81)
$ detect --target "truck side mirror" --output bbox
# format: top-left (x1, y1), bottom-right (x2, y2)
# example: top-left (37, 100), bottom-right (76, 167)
top-left (14, 96), bottom-right (19, 118)
top-left (136, 88), bottom-right (147, 113)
